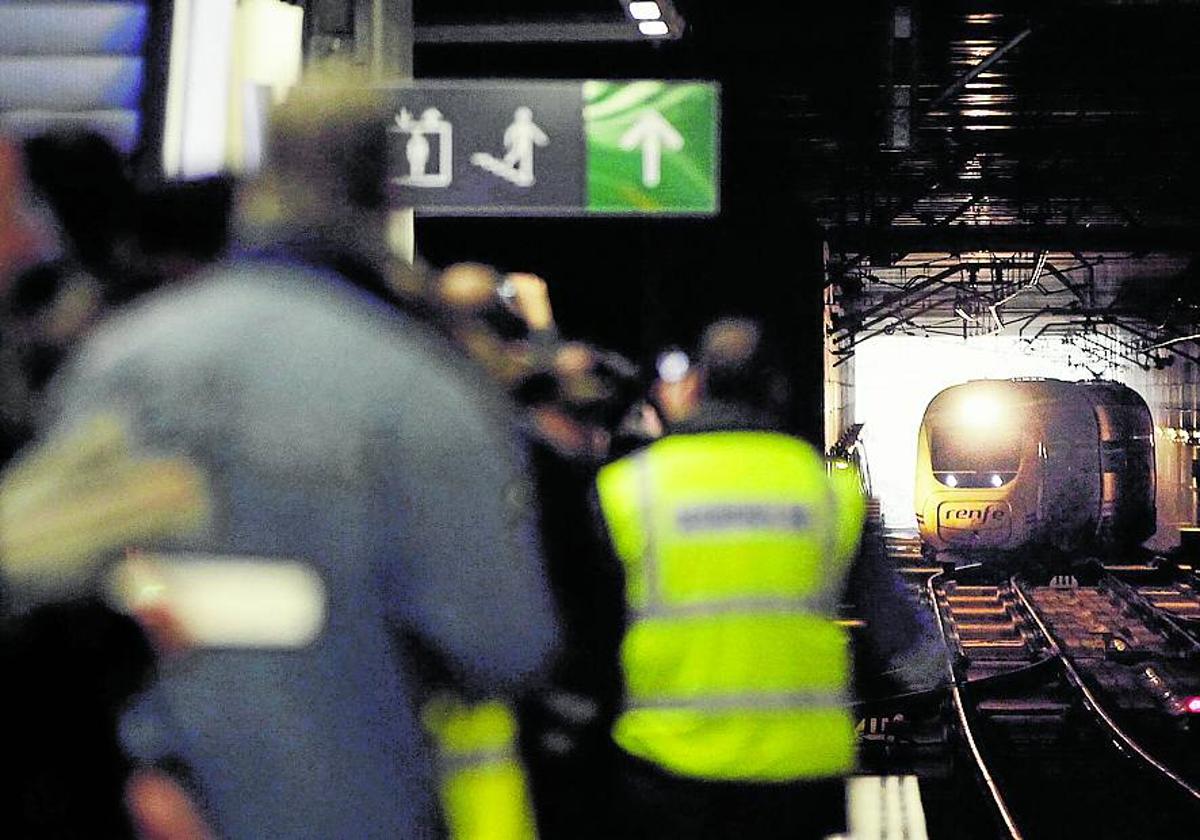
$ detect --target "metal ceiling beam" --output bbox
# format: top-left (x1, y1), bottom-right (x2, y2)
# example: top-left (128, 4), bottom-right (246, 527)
top-left (1041, 262), bottom-right (1092, 306)
top-left (1105, 319), bottom-right (1200, 365)
top-left (1074, 331), bottom-right (1151, 370)
top-left (831, 265), bottom-right (963, 338)
top-left (923, 27), bottom-right (1034, 117)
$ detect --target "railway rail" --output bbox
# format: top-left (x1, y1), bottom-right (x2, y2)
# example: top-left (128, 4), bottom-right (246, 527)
top-left (923, 552), bottom-right (1200, 838)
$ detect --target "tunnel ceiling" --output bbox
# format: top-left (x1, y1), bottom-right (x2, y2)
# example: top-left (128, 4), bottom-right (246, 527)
top-left (814, 0), bottom-right (1200, 373)
top-left (415, 1), bottom-right (1200, 373)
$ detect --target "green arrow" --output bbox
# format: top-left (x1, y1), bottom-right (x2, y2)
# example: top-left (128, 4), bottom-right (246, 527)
top-left (584, 80), bottom-right (718, 214)
top-left (618, 109), bottom-right (685, 188)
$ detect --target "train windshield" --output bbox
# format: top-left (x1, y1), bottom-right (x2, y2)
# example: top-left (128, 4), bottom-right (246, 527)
top-left (929, 421), bottom-right (1021, 487)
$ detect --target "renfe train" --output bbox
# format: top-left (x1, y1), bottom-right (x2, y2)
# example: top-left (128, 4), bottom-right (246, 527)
top-left (915, 378), bottom-right (1156, 561)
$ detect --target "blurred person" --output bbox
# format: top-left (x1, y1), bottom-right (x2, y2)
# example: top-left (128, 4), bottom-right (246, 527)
top-left (433, 262), bottom-right (543, 386)
top-left (399, 263), bottom-right (551, 840)
top-left (610, 398), bottom-right (664, 459)
top-left (0, 131), bottom-right (159, 839)
top-left (594, 317), bottom-right (942, 839)
top-left (0, 134), bottom-right (72, 458)
top-left (424, 257), bottom-right (644, 839)
top-left (21, 130), bottom-right (136, 291)
top-left (508, 341), bottom-right (641, 840)
top-left (423, 263), bottom-right (641, 840)
top-left (0, 129), bottom-right (174, 459)
top-left (651, 346), bottom-right (703, 428)
top-left (0, 67), bottom-right (558, 840)
top-left (499, 271), bottom-right (557, 338)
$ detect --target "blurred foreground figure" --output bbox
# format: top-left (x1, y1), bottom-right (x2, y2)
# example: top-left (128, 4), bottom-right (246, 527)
top-left (595, 318), bottom-right (941, 839)
top-left (425, 263), bottom-right (640, 840)
top-left (0, 71), bottom-right (557, 839)
top-left (0, 131), bottom-right (155, 839)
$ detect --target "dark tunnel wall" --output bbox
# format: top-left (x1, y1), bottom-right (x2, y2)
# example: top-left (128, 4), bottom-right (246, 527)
top-left (416, 214), bottom-right (828, 443)
top-left (1123, 360), bottom-right (1200, 552)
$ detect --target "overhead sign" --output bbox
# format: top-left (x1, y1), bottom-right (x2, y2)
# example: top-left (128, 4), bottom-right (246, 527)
top-left (583, 80), bottom-right (718, 214)
top-left (384, 80), bottom-right (718, 216)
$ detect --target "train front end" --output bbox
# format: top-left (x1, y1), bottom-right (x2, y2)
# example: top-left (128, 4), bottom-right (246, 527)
top-left (915, 382), bottom-right (1036, 557)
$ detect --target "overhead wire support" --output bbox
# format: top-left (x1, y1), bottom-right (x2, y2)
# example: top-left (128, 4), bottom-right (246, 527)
top-left (829, 265), bottom-right (962, 340)
top-left (1119, 321), bottom-right (1200, 366)
top-left (1145, 332), bottom-right (1200, 351)
top-left (922, 27), bottom-right (1034, 118)
top-left (1075, 331), bottom-right (1148, 371)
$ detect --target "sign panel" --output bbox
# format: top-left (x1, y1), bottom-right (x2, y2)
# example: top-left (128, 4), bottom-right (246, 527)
top-left (384, 80), bottom-right (718, 217)
top-left (583, 80), bottom-right (718, 215)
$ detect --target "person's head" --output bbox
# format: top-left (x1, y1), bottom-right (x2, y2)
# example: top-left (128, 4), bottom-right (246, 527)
top-left (435, 263), bottom-right (503, 319)
top-left (0, 134), bottom-right (112, 409)
top-left (696, 317), bottom-right (788, 415)
top-left (238, 62), bottom-right (389, 245)
top-left (21, 129), bottom-right (134, 278)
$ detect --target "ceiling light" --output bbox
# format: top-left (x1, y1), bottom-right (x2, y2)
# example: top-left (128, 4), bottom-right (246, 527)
top-left (639, 20), bottom-right (669, 36)
top-left (628, 1), bottom-right (661, 20)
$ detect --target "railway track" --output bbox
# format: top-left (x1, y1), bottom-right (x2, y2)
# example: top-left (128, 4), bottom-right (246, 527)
top-left (927, 558), bottom-right (1200, 838)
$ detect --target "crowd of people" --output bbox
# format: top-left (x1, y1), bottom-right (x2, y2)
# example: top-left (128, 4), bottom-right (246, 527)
top-left (0, 68), bottom-right (942, 840)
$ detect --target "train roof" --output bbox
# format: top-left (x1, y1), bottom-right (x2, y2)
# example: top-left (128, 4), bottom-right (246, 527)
top-left (922, 378), bottom-right (1150, 418)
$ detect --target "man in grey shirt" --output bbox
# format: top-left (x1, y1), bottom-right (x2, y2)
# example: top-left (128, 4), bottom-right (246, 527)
top-left (0, 73), bottom-right (558, 839)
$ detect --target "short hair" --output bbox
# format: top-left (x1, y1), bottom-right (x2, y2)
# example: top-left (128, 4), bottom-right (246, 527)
top-left (698, 317), bottom-right (782, 409)
top-left (264, 63), bottom-right (389, 211)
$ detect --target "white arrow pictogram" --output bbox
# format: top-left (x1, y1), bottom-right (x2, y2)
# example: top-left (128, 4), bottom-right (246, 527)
top-left (618, 109), bottom-right (684, 188)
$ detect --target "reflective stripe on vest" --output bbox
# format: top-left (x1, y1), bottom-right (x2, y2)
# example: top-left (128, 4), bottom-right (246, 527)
top-left (423, 697), bottom-right (538, 840)
top-left (596, 431), bottom-right (866, 782)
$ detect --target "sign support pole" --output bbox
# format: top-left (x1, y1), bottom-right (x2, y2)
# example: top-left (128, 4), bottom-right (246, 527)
top-left (372, 0), bottom-right (416, 263)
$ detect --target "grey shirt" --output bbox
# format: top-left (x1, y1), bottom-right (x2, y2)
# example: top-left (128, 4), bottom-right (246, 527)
top-left (2, 256), bottom-right (559, 838)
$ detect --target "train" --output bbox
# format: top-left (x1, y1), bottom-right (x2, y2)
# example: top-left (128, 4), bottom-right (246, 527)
top-left (914, 378), bottom-right (1156, 561)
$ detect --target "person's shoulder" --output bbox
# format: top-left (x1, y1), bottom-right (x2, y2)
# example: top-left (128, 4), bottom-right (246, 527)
top-left (79, 257), bottom-right (405, 368)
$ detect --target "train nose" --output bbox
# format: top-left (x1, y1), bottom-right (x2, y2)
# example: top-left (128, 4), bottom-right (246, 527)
top-left (936, 500), bottom-right (1014, 545)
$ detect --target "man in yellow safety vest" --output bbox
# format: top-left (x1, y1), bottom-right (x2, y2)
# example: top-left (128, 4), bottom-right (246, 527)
top-left (595, 318), bottom-right (941, 839)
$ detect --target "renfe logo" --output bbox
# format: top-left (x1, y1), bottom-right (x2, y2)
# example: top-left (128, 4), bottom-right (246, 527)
top-left (941, 505), bottom-right (1007, 525)
top-left (937, 501), bottom-right (1013, 541)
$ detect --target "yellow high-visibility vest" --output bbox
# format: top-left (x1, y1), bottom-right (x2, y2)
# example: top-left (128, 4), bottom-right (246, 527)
top-left (596, 431), bottom-right (866, 781)
top-left (423, 696), bottom-right (538, 840)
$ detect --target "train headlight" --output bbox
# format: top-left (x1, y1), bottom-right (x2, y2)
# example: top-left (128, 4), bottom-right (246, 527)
top-left (959, 393), bottom-right (1004, 426)
top-left (990, 473), bottom-right (1003, 487)
top-left (945, 474), bottom-right (958, 488)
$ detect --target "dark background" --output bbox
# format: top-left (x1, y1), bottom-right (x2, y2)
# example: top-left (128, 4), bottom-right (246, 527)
top-left (409, 0), bottom-right (1200, 444)
top-left (414, 1), bottom-right (848, 441)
